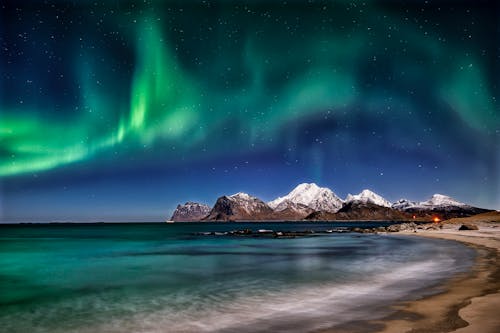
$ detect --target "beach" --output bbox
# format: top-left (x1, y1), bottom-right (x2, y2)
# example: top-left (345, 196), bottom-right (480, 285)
top-left (0, 222), bottom-right (478, 333)
top-left (1, 218), bottom-right (499, 332)
top-left (373, 218), bottom-right (500, 333)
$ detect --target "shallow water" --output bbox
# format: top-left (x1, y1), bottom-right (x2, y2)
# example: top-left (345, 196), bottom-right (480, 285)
top-left (0, 222), bottom-right (474, 332)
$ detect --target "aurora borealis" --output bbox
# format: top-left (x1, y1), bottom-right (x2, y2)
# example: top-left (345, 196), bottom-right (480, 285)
top-left (1, 1), bottom-right (498, 222)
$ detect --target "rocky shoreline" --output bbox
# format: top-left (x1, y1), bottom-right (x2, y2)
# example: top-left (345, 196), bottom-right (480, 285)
top-left (192, 212), bottom-right (499, 241)
top-left (193, 221), bottom-right (447, 239)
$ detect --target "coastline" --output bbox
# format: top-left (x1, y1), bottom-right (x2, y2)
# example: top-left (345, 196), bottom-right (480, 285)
top-left (375, 223), bottom-right (500, 333)
top-left (314, 219), bottom-right (500, 333)
top-left (3, 218), bottom-right (499, 332)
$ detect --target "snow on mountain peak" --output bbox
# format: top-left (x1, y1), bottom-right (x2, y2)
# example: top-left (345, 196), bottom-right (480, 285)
top-left (421, 194), bottom-right (466, 207)
top-left (392, 194), bottom-right (467, 210)
top-left (345, 189), bottom-right (391, 207)
top-left (268, 183), bottom-right (343, 212)
top-left (229, 192), bottom-right (252, 200)
top-left (225, 192), bottom-right (271, 215)
top-left (293, 182), bottom-right (320, 192)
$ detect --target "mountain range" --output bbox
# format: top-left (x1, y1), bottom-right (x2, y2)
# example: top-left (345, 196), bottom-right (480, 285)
top-left (169, 183), bottom-right (492, 222)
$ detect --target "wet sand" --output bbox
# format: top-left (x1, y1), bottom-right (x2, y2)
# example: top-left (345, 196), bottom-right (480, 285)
top-left (317, 216), bottom-right (500, 333)
top-left (376, 222), bottom-right (500, 333)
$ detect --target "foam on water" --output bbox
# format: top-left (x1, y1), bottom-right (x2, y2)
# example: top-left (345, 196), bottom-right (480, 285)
top-left (0, 224), bottom-right (475, 333)
top-left (71, 260), bottom-right (449, 333)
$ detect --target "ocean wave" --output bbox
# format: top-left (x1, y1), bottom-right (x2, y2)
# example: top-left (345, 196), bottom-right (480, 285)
top-left (69, 260), bottom-right (457, 333)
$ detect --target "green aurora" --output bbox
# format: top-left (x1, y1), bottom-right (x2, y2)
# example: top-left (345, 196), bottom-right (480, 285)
top-left (1, 1), bottom-right (498, 219)
top-left (2, 4), bottom-right (497, 177)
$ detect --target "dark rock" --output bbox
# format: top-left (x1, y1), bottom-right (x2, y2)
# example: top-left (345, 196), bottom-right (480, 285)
top-left (386, 224), bottom-right (401, 232)
top-left (399, 222), bottom-right (417, 231)
top-left (305, 210), bottom-right (338, 220)
top-left (459, 223), bottom-right (479, 230)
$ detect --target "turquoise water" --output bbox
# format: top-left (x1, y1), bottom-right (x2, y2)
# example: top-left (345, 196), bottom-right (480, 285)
top-left (0, 223), bottom-right (474, 332)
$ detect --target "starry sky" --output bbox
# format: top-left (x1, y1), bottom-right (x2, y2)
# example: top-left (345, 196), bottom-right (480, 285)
top-left (1, 0), bottom-right (498, 222)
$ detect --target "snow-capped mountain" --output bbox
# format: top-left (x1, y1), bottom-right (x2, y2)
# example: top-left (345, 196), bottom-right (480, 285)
top-left (419, 194), bottom-right (467, 208)
top-left (170, 202), bottom-right (211, 221)
top-left (392, 194), bottom-right (467, 211)
top-left (205, 192), bottom-right (274, 221)
top-left (170, 185), bottom-right (491, 222)
top-left (389, 194), bottom-right (487, 220)
top-left (268, 183), bottom-right (343, 213)
top-left (227, 192), bottom-right (273, 214)
top-left (345, 189), bottom-right (391, 208)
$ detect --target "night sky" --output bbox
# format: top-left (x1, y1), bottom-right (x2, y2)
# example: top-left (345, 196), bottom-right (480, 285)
top-left (1, 0), bottom-right (498, 222)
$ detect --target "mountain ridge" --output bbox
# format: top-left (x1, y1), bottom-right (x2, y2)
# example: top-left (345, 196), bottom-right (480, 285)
top-left (170, 183), bottom-right (492, 222)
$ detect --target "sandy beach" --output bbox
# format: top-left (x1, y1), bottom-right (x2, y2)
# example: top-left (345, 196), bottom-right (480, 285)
top-left (317, 212), bottom-right (500, 333)
top-left (376, 215), bottom-right (500, 333)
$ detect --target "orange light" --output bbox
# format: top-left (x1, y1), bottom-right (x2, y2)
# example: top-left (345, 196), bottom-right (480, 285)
top-left (433, 217), bottom-right (441, 223)
top-left (412, 215), bottom-right (416, 219)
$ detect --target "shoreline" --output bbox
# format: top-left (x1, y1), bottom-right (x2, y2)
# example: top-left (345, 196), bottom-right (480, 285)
top-left (375, 225), bottom-right (500, 333)
top-left (316, 221), bottom-right (500, 333)
top-left (3, 217), bottom-right (499, 332)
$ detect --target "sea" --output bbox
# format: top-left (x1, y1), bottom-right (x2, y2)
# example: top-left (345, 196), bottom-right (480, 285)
top-left (0, 222), bottom-right (475, 333)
